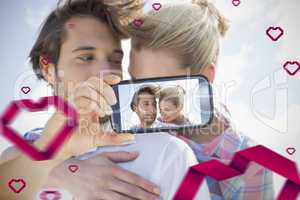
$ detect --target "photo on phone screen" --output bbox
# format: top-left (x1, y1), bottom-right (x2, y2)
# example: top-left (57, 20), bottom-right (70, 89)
top-left (111, 75), bottom-right (213, 133)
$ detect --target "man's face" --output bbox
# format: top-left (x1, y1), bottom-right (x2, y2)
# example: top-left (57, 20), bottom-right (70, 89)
top-left (54, 16), bottom-right (123, 98)
top-left (133, 93), bottom-right (157, 127)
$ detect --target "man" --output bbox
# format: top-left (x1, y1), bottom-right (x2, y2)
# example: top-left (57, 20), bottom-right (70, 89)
top-left (130, 85), bottom-right (158, 129)
top-left (0, 0), bottom-right (200, 199)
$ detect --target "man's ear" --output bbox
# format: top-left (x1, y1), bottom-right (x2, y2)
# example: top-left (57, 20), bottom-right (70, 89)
top-left (39, 56), bottom-right (56, 86)
top-left (201, 63), bottom-right (216, 83)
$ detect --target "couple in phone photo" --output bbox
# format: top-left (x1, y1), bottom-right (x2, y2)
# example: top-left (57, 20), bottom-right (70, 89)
top-left (130, 84), bottom-right (192, 131)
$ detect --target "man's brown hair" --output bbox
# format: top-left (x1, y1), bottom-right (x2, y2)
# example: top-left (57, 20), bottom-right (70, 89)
top-left (29, 0), bottom-right (131, 81)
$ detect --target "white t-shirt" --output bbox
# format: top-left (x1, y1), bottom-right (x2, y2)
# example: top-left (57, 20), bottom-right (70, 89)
top-left (78, 132), bottom-right (198, 200)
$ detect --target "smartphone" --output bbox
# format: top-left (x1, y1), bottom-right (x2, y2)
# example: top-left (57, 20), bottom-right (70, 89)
top-left (111, 75), bottom-right (213, 133)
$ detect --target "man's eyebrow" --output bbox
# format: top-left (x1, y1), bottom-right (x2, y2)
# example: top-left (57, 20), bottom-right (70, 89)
top-left (72, 46), bottom-right (96, 52)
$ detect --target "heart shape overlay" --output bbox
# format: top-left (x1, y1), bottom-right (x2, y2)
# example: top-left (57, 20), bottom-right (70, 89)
top-left (266, 26), bottom-right (284, 41)
top-left (152, 3), bottom-right (162, 11)
top-left (173, 145), bottom-right (300, 200)
top-left (0, 96), bottom-right (78, 161)
top-left (232, 0), bottom-right (241, 7)
top-left (283, 61), bottom-right (300, 76)
top-left (286, 147), bottom-right (296, 155)
top-left (68, 164), bottom-right (79, 173)
top-left (8, 179), bottom-right (26, 194)
top-left (40, 190), bottom-right (61, 200)
top-left (21, 86), bottom-right (31, 94)
top-left (133, 19), bottom-right (144, 28)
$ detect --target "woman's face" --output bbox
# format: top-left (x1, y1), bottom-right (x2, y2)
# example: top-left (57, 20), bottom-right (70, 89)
top-left (159, 99), bottom-right (182, 123)
top-left (129, 47), bottom-right (189, 80)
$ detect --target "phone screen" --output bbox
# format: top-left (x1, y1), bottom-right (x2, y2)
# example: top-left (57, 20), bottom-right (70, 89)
top-left (111, 75), bottom-right (213, 133)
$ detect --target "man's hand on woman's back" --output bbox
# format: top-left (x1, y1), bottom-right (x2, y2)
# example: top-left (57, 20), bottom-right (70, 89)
top-left (47, 151), bottom-right (161, 200)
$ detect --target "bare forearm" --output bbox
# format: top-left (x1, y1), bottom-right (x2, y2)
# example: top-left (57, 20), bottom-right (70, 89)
top-left (0, 154), bottom-right (62, 200)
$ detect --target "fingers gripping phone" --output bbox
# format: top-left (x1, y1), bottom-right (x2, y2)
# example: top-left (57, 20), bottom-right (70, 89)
top-left (110, 75), bottom-right (213, 133)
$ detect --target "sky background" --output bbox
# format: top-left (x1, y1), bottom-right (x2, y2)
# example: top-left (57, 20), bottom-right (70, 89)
top-left (0, 0), bottom-right (299, 197)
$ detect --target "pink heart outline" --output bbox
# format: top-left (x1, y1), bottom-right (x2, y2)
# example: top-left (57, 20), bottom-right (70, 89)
top-left (266, 26), bottom-right (284, 41)
top-left (40, 190), bottom-right (61, 200)
top-left (283, 61), bottom-right (300, 76)
top-left (0, 96), bottom-right (78, 161)
top-left (8, 179), bottom-right (26, 194)
top-left (286, 147), bottom-right (296, 155)
top-left (21, 86), bottom-right (31, 94)
top-left (232, 0), bottom-right (241, 7)
top-left (133, 19), bottom-right (144, 28)
top-left (68, 164), bottom-right (79, 173)
top-left (152, 3), bottom-right (162, 11)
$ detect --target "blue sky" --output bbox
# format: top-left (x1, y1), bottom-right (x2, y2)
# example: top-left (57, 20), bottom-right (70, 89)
top-left (0, 0), bottom-right (299, 195)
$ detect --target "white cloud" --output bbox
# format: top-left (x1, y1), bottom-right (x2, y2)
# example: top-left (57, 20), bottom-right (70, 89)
top-left (25, 5), bottom-right (51, 29)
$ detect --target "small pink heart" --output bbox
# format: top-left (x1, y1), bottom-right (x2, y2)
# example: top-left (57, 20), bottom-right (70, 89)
top-left (41, 57), bottom-right (51, 65)
top-left (232, 0), bottom-right (241, 7)
top-left (133, 19), bottom-right (144, 28)
top-left (21, 86), bottom-right (31, 94)
top-left (68, 164), bottom-right (79, 173)
top-left (266, 26), bottom-right (284, 41)
top-left (152, 3), bottom-right (162, 11)
top-left (40, 190), bottom-right (61, 200)
top-left (283, 61), bottom-right (300, 76)
top-left (8, 179), bottom-right (26, 193)
top-left (286, 147), bottom-right (296, 155)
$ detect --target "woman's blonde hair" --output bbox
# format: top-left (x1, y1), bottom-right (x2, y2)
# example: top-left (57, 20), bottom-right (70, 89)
top-left (158, 86), bottom-right (186, 108)
top-left (126, 0), bottom-right (229, 73)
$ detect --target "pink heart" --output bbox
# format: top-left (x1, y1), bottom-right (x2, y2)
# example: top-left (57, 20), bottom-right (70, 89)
top-left (8, 179), bottom-right (26, 194)
top-left (286, 147), bottom-right (296, 155)
top-left (68, 164), bottom-right (79, 173)
top-left (40, 190), bottom-right (61, 200)
top-left (133, 19), bottom-right (144, 28)
top-left (21, 86), bottom-right (31, 94)
top-left (283, 61), bottom-right (300, 76)
top-left (232, 0), bottom-right (241, 7)
top-left (0, 96), bottom-right (78, 161)
top-left (266, 26), bottom-right (284, 41)
top-left (41, 57), bottom-right (51, 65)
top-left (152, 3), bottom-right (162, 11)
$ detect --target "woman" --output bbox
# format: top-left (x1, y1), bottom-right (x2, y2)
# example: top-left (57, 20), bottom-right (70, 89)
top-left (121, 0), bottom-right (275, 199)
top-left (157, 85), bottom-right (191, 126)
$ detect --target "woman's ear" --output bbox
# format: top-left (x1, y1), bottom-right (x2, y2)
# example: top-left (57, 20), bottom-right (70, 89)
top-left (39, 56), bottom-right (56, 86)
top-left (201, 63), bottom-right (216, 83)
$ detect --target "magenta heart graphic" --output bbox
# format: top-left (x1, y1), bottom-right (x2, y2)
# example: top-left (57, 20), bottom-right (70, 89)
top-left (232, 0), bottom-right (241, 7)
top-left (21, 86), bottom-right (31, 94)
top-left (133, 19), bottom-right (144, 28)
top-left (68, 164), bottom-right (79, 173)
top-left (0, 96), bottom-right (78, 161)
top-left (286, 147), bottom-right (296, 155)
top-left (40, 190), bottom-right (61, 200)
top-left (41, 56), bottom-right (51, 65)
top-left (8, 179), bottom-right (26, 194)
top-left (152, 3), bottom-right (162, 11)
top-left (266, 26), bottom-right (284, 41)
top-left (283, 61), bottom-right (300, 76)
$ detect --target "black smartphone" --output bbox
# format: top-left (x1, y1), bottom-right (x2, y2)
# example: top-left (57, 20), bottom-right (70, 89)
top-left (111, 75), bottom-right (213, 133)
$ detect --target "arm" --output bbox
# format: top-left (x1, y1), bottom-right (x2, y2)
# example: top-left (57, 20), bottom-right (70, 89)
top-left (42, 152), bottom-right (161, 200)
